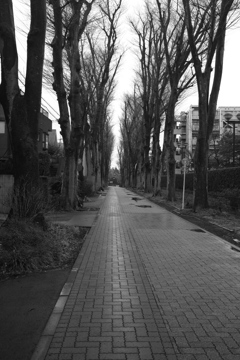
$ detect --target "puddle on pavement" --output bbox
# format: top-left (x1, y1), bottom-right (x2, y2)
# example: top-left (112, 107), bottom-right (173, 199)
top-left (136, 205), bottom-right (152, 208)
top-left (190, 229), bottom-right (205, 233)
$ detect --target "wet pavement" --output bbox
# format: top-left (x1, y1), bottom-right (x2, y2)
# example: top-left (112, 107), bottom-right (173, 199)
top-left (32, 186), bottom-right (240, 360)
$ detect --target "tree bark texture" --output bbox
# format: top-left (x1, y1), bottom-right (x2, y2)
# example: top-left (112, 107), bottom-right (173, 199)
top-left (152, 118), bottom-right (162, 196)
top-left (0, 0), bottom-right (46, 195)
top-left (163, 93), bottom-right (177, 201)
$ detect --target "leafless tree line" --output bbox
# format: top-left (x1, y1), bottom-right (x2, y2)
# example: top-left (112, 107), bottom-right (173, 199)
top-left (0, 0), bottom-right (122, 214)
top-left (118, 0), bottom-right (240, 210)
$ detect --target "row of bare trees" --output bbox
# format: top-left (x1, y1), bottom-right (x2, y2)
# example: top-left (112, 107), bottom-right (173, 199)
top-left (118, 0), bottom-right (239, 210)
top-left (48, 0), bottom-right (122, 208)
top-left (0, 0), bottom-right (122, 215)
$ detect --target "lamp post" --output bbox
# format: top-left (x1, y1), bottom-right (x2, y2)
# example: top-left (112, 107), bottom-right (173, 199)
top-left (224, 113), bottom-right (240, 166)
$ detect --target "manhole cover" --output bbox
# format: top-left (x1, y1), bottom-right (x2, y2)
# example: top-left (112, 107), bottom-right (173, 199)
top-left (190, 229), bottom-right (205, 233)
top-left (136, 205), bottom-right (152, 208)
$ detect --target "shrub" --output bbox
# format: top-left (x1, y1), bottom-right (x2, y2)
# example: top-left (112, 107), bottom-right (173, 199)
top-left (39, 152), bottom-right (50, 176)
top-left (0, 219), bottom-right (88, 276)
top-left (0, 219), bottom-right (58, 274)
top-left (162, 167), bottom-right (240, 192)
top-left (12, 181), bottom-right (47, 218)
top-left (78, 179), bottom-right (93, 198)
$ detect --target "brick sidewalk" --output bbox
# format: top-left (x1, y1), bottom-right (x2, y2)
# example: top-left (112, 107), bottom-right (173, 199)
top-left (32, 187), bottom-right (240, 360)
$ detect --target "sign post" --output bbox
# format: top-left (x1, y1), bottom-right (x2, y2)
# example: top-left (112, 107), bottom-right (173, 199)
top-left (182, 158), bottom-right (187, 210)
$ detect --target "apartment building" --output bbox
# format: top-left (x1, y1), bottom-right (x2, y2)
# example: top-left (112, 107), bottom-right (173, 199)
top-left (0, 104), bottom-right (53, 161)
top-left (175, 105), bottom-right (240, 172)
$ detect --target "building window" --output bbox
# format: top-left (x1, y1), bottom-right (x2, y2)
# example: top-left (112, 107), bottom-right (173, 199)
top-left (42, 133), bottom-right (49, 149)
top-left (41, 107), bottom-right (49, 117)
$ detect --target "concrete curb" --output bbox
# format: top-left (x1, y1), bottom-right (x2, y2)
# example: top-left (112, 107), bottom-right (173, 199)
top-left (30, 197), bottom-right (106, 360)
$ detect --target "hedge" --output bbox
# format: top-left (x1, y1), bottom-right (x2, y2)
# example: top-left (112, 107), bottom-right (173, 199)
top-left (162, 167), bottom-right (240, 192)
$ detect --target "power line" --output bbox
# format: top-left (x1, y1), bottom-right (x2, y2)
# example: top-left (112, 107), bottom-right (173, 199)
top-left (18, 70), bottom-right (60, 121)
top-left (14, 23), bottom-right (60, 120)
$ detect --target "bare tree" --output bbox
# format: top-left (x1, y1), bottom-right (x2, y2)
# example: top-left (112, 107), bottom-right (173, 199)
top-left (0, 0), bottom-right (46, 216)
top-left (81, 0), bottom-right (123, 191)
top-left (49, 0), bottom-right (95, 209)
top-left (182, 0), bottom-right (239, 210)
top-left (156, 0), bottom-right (195, 201)
top-left (49, 0), bottom-right (122, 206)
top-left (119, 91), bottom-right (144, 188)
top-left (130, 4), bottom-right (167, 192)
top-left (101, 115), bottom-right (115, 186)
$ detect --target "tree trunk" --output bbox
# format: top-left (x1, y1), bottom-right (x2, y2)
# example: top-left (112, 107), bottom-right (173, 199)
top-left (91, 141), bottom-right (100, 192)
top-left (143, 140), bottom-right (151, 192)
top-left (182, 0), bottom-right (232, 210)
top-left (50, 0), bottom-right (89, 209)
top-left (0, 0), bottom-right (19, 152)
top-left (193, 137), bottom-right (209, 211)
top-left (0, 0), bottom-right (46, 217)
top-left (24, 0), bottom-right (46, 187)
top-left (164, 94), bottom-right (177, 201)
top-left (193, 81), bottom-right (209, 210)
top-left (152, 117), bottom-right (161, 196)
top-left (11, 95), bottom-right (39, 186)
top-left (61, 149), bottom-right (78, 209)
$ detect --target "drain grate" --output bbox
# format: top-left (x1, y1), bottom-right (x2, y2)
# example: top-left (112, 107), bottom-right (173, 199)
top-left (136, 205), bottom-right (152, 208)
top-left (231, 246), bottom-right (240, 253)
top-left (190, 229), bottom-right (205, 233)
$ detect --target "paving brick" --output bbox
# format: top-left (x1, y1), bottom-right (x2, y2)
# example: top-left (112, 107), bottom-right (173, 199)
top-left (100, 341), bottom-right (112, 354)
top-left (86, 347), bottom-right (99, 359)
top-left (45, 355), bottom-right (59, 360)
top-left (36, 187), bottom-right (240, 360)
top-left (88, 336), bottom-right (111, 342)
top-left (61, 347), bottom-right (86, 354)
top-left (113, 336), bottom-right (125, 347)
top-left (59, 355), bottom-right (72, 360)
top-left (62, 337), bottom-right (75, 347)
top-left (100, 355), bottom-right (126, 360)
top-left (48, 348), bottom-right (61, 354)
top-left (72, 355), bottom-right (86, 360)
top-left (126, 355), bottom-right (140, 360)
top-left (114, 347), bottom-right (138, 354)
top-left (139, 347), bottom-right (153, 359)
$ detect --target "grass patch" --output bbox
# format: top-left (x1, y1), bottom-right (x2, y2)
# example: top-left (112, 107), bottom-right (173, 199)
top-left (0, 219), bottom-right (88, 278)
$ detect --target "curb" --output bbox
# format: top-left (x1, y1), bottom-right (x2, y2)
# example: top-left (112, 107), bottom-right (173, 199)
top-left (30, 195), bottom-right (106, 360)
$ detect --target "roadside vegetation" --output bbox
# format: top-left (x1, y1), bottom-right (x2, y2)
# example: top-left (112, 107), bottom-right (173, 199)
top-left (0, 219), bottom-right (88, 280)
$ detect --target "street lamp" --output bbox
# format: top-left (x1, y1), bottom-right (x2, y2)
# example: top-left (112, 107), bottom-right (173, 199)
top-left (224, 113), bottom-right (240, 166)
